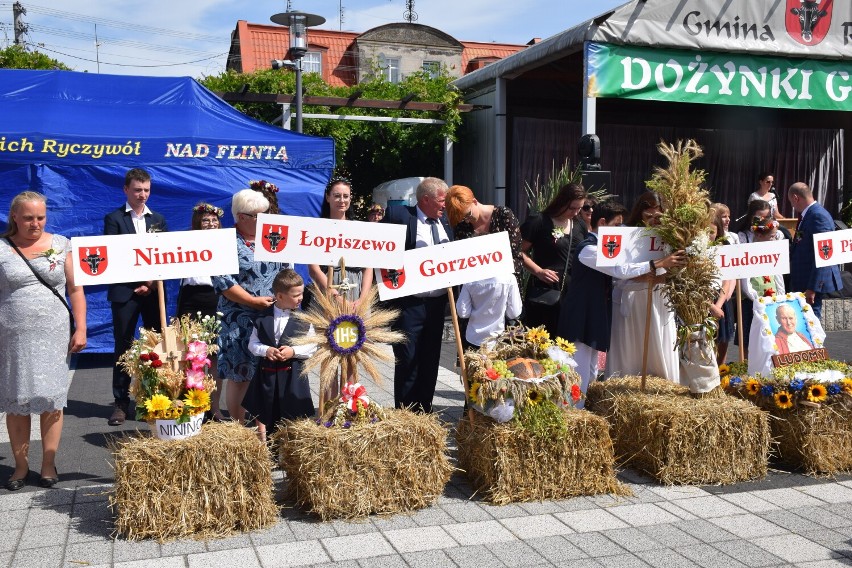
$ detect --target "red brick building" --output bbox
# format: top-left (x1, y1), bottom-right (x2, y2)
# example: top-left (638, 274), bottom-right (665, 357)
top-left (227, 20), bottom-right (527, 87)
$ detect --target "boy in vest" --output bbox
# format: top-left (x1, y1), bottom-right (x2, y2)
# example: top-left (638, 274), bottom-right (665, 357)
top-left (245, 269), bottom-right (316, 441)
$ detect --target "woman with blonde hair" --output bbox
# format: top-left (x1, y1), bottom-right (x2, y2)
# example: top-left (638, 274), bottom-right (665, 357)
top-left (0, 191), bottom-right (86, 490)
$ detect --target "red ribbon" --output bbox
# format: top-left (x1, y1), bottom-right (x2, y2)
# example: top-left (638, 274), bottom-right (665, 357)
top-left (341, 382), bottom-right (370, 412)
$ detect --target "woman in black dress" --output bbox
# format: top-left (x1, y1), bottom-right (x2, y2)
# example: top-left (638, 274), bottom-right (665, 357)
top-left (520, 183), bottom-right (588, 335)
top-left (177, 202), bottom-right (225, 421)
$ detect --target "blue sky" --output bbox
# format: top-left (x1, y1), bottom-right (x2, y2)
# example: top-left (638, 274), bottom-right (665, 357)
top-left (1, 0), bottom-right (626, 77)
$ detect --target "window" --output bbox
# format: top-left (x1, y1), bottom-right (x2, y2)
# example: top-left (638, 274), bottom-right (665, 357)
top-left (302, 51), bottom-right (322, 75)
top-left (422, 61), bottom-right (440, 79)
top-left (379, 55), bottom-right (400, 83)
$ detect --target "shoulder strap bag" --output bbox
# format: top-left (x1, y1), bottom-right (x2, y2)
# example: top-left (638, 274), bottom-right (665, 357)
top-left (5, 238), bottom-right (76, 334)
top-left (525, 228), bottom-right (575, 307)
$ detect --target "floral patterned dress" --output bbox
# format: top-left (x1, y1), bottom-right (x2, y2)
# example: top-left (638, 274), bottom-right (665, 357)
top-left (0, 234), bottom-right (72, 414)
top-left (212, 234), bottom-right (286, 383)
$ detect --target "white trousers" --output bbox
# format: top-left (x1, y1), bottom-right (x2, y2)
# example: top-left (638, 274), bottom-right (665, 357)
top-left (573, 341), bottom-right (599, 410)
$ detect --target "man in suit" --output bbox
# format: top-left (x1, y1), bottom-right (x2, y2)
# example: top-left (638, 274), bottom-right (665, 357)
top-left (788, 182), bottom-right (841, 319)
top-left (104, 168), bottom-right (168, 425)
top-left (382, 177), bottom-right (452, 413)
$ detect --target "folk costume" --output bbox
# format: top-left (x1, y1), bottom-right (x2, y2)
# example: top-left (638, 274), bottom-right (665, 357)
top-left (244, 306), bottom-right (316, 430)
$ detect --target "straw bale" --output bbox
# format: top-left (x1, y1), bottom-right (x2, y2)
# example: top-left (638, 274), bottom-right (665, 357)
top-left (110, 422), bottom-right (277, 541)
top-left (769, 404), bottom-right (852, 475)
top-left (587, 376), bottom-right (770, 485)
top-left (275, 409), bottom-right (452, 520)
top-left (455, 408), bottom-right (628, 504)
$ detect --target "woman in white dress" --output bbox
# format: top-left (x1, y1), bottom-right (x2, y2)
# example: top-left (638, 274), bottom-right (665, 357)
top-left (747, 172), bottom-right (779, 219)
top-left (606, 192), bottom-right (685, 382)
top-left (0, 192), bottom-right (86, 490)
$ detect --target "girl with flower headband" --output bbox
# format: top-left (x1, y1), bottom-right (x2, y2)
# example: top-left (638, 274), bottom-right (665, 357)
top-left (708, 207), bottom-right (736, 365)
top-left (177, 202), bottom-right (225, 421)
top-left (738, 216), bottom-right (786, 359)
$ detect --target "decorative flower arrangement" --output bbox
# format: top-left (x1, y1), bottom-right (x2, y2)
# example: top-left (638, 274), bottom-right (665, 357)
top-left (250, 180), bottom-right (279, 194)
top-left (192, 203), bottom-right (224, 217)
top-left (466, 326), bottom-right (582, 428)
top-left (316, 382), bottom-right (386, 429)
top-left (551, 225), bottom-right (566, 242)
top-left (720, 360), bottom-right (852, 411)
top-left (38, 247), bottom-right (62, 271)
top-left (120, 314), bottom-right (220, 423)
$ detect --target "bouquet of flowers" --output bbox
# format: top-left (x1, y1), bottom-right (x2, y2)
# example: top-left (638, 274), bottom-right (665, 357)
top-left (316, 382), bottom-right (386, 429)
top-left (120, 314), bottom-right (220, 424)
top-left (721, 360), bottom-right (852, 411)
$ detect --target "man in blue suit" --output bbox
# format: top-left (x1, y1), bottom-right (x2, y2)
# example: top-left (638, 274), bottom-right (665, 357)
top-left (104, 168), bottom-right (168, 425)
top-left (788, 182), bottom-right (841, 319)
top-left (381, 177), bottom-right (452, 413)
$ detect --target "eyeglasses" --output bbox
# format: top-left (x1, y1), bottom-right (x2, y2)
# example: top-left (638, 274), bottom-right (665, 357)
top-left (240, 212), bottom-right (259, 220)
top-left (200, 219), bottom-right (219, 226)
top-left (581, 204), bottom-right (593, 212)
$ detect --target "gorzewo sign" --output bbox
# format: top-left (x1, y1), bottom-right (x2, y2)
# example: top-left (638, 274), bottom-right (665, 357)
top-left (71, 229), bottom-right (238, 286)
top-left (586, 42), bottom-right (852, 112)
top-left (252, 214), bottom-right (406, 268)
top-left (376, 232), bottom-right (515, 301)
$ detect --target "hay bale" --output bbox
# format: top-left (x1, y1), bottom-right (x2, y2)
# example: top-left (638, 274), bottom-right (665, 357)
top-left (110, 422), bottom-right (278, 541)
top-left (275, 409), bottom-right (452, 520)
top-left (455, 409), bottom-right (628, 504)
top-left (770, 405), bottom-right (852, 475)
top-left (587, 376), bottom-right (770, 485)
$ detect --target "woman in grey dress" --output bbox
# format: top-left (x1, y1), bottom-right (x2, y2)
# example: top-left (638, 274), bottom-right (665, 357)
top-left (0, 192), bottom-right (87, 490)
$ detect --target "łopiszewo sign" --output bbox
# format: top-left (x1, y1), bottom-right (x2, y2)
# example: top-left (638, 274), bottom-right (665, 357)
top-left (252, 214), bottom-right (406, 268)
top-left (813, 228), bottom-right (852, 268)
top-left (586, 42), bottom-right (852, 113)
top-left (71, 229), bottom-right (238, 286)
top-left (596, 227), bottom-right (667, 267)
top-left (376, 231), bottom-right (514, 301)
top-left (715, 240), bottom-right (789, 279)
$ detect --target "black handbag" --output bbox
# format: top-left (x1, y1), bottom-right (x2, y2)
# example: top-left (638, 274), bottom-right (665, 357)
top-left (524, 225), bottom-right (574, 307)
top-left (5, 238), bottom-right (76, 335)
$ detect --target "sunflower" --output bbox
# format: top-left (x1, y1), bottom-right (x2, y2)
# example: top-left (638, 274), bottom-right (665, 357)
top-left (745, 379), bottom-right (761, 396)
top-left (468, 382), bottom-right (481, 405)
top-left (555, 337), bottom-right (577, 355)
top-left (527, 390), bottom-right (543, 405)
top-left (526, 326), bottom-right (551, 347)
top-left (718, 364), bottom-right (730, 376)
top-left (774, 391), bottom-right (793, 410)
top-left (841, 378), bottom-right (852, 395)
top-left (720, 375), bottom-right (730, 390)
top-left (144, 393), bottom-right (172, 414)
top-left (184, 388), bottom-right (211, 409)
top-left (806, 383), bottom-right (828, 403)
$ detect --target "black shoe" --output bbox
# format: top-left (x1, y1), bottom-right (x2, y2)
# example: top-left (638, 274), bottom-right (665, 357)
top-left (39, 468), bottom-right (59, 488)
top-left (5, 474), bottom-right (27, 491)
top-left (108, 402), bottom-right (129, 426)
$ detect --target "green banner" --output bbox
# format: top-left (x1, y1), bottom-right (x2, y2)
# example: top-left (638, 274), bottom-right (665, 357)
top-left (586, 42), bottom-right (852, 112)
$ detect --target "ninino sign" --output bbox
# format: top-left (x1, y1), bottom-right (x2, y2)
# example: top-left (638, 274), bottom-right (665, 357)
top-left (813, 228), bottom-right (852, 268)
top-left (376, 231), bottom-right (514, 301)
top-left (716, 240), bottom-right (789, 279)
top-left (596, 227), bottom-right (667, 267)
top-left (252, 214), bottom-right (406, 268)
top-left (71, 229), bottom-right (238, 286)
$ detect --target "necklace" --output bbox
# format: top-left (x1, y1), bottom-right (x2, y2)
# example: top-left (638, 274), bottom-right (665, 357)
top-left (238, 232), bottom-right (255, 250)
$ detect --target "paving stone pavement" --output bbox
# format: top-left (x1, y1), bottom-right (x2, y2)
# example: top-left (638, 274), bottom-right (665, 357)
top-left (0, 331), bottom-right (850, 568)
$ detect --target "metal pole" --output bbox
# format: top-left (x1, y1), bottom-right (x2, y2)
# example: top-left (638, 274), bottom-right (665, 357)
top-left (295, 58), bottom-right (303, 133)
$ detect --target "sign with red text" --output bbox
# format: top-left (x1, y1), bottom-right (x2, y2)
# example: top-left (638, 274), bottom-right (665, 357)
top-left (716, 240), bottom-right (789, 280)
top-left (71, 229), bottom-right (238, 285)
top-left (596, 227), bottom-right (667, 267)
top-left (253, 214), bottom-right (406, 268)
top-left (376, 231), bottom-right (514, 301)
top-left (813, 228), bottom-right (852, 268)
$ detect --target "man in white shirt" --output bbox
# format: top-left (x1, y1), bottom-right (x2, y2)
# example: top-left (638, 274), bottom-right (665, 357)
top-left (456, 273), bottom-right (522, 350)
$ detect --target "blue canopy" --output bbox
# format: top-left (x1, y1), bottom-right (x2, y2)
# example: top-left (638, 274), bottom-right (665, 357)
top-left (0, 69), bottom-right (335, 352)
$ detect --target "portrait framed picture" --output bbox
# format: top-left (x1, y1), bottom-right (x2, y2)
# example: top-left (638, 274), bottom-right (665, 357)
top-left (746, 292), bottom-right (827, 377)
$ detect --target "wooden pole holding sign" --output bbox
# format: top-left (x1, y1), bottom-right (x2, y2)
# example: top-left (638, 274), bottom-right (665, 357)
top-left (447, 287), bottom-right (474, 423)
top-left (156, 280), bottom-right (181, 371)
top-left (639, 279), bottom-right (655, 391)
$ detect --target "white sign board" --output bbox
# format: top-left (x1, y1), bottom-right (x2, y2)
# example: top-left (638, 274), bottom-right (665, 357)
top-left (715, 240), bottom-right (789, 280)
top-left (375, 231), bottom-right (514, 301)
top-left (813, 228), bottom-right (852, 268)
top-left (252, 214), bottom-right (406, 268)
top-left (596, 226), bottom-right (667, 266)
top-left (71, 229), bottom-right (239, 286)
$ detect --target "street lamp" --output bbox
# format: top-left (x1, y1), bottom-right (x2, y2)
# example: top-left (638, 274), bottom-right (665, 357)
top-left (270, 10), bottom-right (326, 133)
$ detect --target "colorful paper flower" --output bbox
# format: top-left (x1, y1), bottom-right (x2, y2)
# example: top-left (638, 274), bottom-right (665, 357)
top-left (828, 383), bottom-right (842, 396)
top-left (760, 384), bottom-right (775, 397)
top-left (789, 379), bottom-right (805, 392)
top-left (571, 384), bottom-right (582, 402)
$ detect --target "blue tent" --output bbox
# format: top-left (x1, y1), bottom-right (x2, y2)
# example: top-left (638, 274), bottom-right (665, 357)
top-left (0, 69), bottom-right (335, 352)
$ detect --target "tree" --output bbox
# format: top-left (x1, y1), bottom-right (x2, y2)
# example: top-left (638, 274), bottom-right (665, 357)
top-left (0, 45), bottom-right (71, 70)
top-left (199, 67), bottom-right (462, 213)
